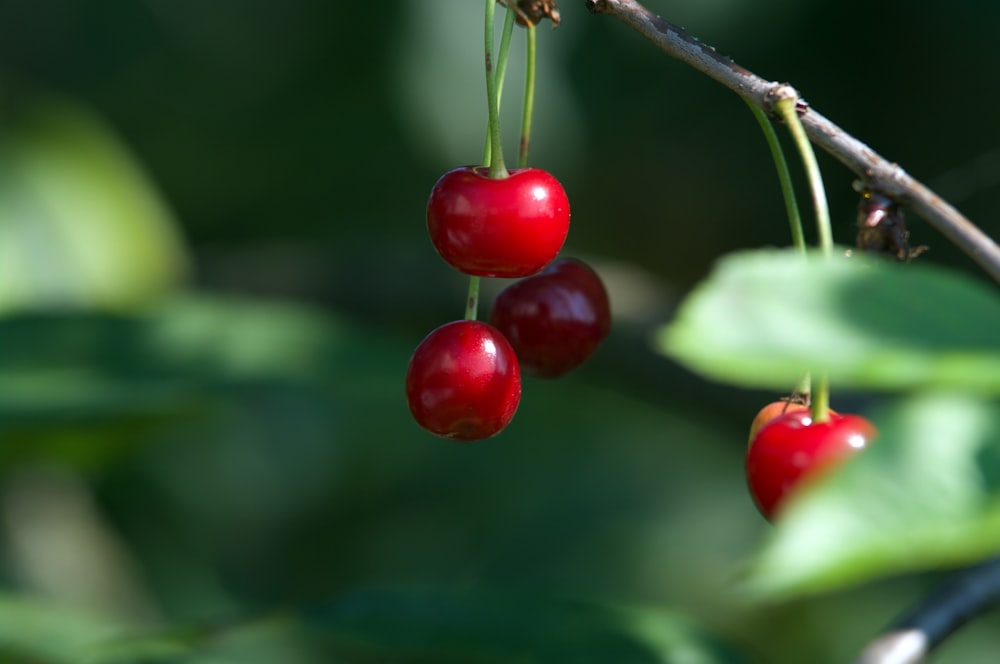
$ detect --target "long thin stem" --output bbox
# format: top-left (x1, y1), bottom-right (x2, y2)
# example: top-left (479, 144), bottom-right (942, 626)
top-left (483, 7), bottom-right (518, 166)
top-left (773, 94), bottom-right (833, 421)
top-left (484, 0), bottom-right (509, 178)
top-left (585, 0), bottom-right (1000, 283)
top-left (747, 101), bottom-right (806, 254)
top-left (519, 24), bottom-right (537, 168)
top-left (774, 94), bottom-right (833, 259)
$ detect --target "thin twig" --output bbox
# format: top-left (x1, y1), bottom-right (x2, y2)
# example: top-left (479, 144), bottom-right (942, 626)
top-left (585, 0), bottom-right (1000, 284)
top-left (854, 557), bottom-right (1000, 663)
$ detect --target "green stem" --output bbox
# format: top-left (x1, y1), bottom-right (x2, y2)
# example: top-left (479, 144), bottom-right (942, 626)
top-left (811, 373), bottom-right (831, 423)
top-left (775, 94), bottom-right (834, 420)
top-left (518, 23), bottom-right (537, 168)
top-left (747, 101), bottom-right (806, 254)
top-left (484, 0), bottom-right (508, 178)
top-left (465, 276), bottom-right (481, 321)
top-left (482, 7), bottom-right (517, 167)
top-left (774, 96), bottom-right (832, 259)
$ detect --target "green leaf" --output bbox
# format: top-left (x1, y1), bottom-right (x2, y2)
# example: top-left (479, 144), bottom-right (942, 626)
top-left (742, 393), bottom-right (1000, 599)
top-left (304, 588), bottom-right (749, 664)
top-left (0, 95), bottom-right (188, 313)
top-left (658, 249), bottom-right (1000, 393)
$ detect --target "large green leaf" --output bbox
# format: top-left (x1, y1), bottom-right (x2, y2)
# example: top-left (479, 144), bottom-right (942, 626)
top-left (742, 393), bottom-right (1000, 599)
top-left (304, 588), bottom-right (749, 664)
top-left (658, 249), bottom-right (1000, 393)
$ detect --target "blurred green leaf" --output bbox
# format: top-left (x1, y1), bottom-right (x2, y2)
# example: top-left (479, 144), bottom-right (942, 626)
top-left (0, 293), bottom-right (365, 470)
top-left (304, 588), bottom-right (750, 664)
top-left (0, 592), bottom-right (192, 664)
top-left (658, 249), bottom-right (1000, 393)
top-left (742, 393), bottom-right (1000, 599)
top-left (0, 95), bottom-right (188, 313)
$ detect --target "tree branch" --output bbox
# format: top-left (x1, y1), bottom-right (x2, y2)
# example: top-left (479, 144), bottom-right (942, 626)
top-left (585, 0), bottom-right (1000, 284)
top-left (854, 557), bottom-right (1000, 663)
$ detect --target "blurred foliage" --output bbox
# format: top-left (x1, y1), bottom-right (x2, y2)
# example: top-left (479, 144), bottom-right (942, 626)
top-left (1, 1), bottom-right (1000, 663)
top-left (660, 249), bottom-right (1000, 394)
top-left (0, 96), bottom-right (187, 312)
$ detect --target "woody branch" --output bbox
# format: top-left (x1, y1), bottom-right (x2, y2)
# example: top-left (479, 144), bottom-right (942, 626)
top-left (585, 0), bottom-right (1000, 284)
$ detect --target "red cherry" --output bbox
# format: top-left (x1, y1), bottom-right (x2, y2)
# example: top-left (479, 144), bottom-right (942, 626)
top-left (426, 166), bottom-right (570, 278)
top-left (406, 320), bottom-right (522, 441)
top-left (489, 258), bottom-right (611, 378)
top-left (746, 411), bottom-right (876, 520)
top-left (747, 400), bottom-right (838, 446)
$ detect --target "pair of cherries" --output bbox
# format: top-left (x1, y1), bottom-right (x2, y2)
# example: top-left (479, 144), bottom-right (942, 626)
top-left (406, 166), bottom-right (611, 442)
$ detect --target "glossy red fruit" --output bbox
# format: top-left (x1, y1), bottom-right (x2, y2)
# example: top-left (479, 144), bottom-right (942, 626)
top-left (406, 320), bottom-right (522, 441)
top-left (489, 258), bottom-right (611, 378)
top-left (747, 400), bottom-right (838, 446)
top-left (746, 411), bottom-right (876, 520)
top-left (426, 166), bottom-right (570, 278)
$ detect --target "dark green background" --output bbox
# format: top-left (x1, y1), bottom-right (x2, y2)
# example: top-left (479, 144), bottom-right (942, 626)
top-left (1, 1), bottom-right (999, 662)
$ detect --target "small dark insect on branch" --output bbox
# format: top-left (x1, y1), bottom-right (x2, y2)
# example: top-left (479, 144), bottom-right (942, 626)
top-left (499, 0), bottom-right (561, 27)
top-left (854, 186), bottom-right (929, 262)
top-left (585, 0), bottom-right (1000, 284)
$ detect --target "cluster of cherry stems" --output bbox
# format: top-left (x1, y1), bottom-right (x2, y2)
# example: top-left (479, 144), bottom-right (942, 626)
top-left (405, 0), bottom-right (877, 524)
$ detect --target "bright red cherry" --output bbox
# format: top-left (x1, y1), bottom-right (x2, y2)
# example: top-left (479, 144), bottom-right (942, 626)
top-left (406, 320), bottom-right (522, 441)
top-left (426, 166), bottom-right (570, 278)
top-left (747, 400), bottom-right (838, 446)
top-left (746, 410), bottom-right (876, 520)
top-left (489, 258), bottom-right (611, 378)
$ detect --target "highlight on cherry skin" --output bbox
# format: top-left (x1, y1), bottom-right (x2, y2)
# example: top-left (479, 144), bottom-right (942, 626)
top-left (426, 166), bottom-right (571, 278)
top-left (746, 409), bottom-right (876, 521)
top-left (405, 320), bottom-right (522, 442)
top-left (489, 258), bottom-right (611, 378)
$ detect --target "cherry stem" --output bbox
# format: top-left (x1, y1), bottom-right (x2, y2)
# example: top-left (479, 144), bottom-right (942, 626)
top-left (470, 1), bottom-right (511, 322)
top-left (518, 23), bottom-right (537, 167)
top-left (747, 101), bottom-right (806, 254)
top-left (483, 7), bottom-right (517, 167)
top-left (811, 373), bottom-right (830, 422)
top-left (465, 276), bottom-right (481, 321)
top-left (774, 94), bottom-right (833, 259)
top-left (774, 93), bottom-right (833, 422)
top-left (484, 0), bottom-right (509, 179)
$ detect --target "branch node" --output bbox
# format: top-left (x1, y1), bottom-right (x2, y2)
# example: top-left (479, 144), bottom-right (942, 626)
top-left (764, 84), bottom-right (808, 120)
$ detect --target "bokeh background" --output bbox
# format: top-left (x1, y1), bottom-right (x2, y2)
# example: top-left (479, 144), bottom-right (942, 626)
top-left (1, 1), bottom-right (999, 662)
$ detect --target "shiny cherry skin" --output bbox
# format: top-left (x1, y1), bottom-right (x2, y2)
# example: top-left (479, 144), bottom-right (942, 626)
top-left (406, 320), bottom-right (522, 441)
top-left (747, 400), bottom-right (838, 446)
top-left (426, 166), bottom-right (570, 278)
top-left (489, 258), bottom-right (611, 378)
top-left (746, 410), bottom-right (876, 520)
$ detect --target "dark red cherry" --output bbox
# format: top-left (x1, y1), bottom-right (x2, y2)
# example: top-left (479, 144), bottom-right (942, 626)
top-left (489, 258), bottom-right (611, 378)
